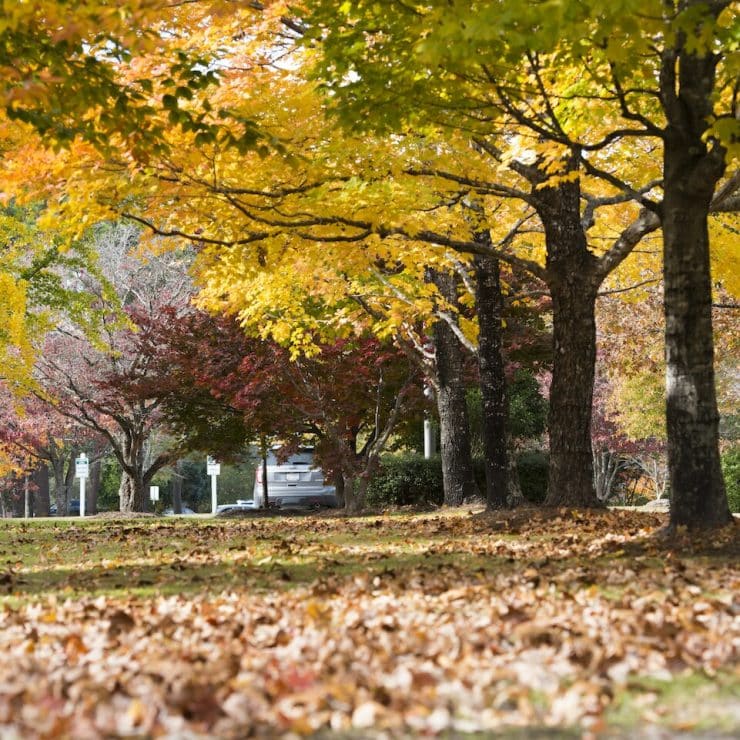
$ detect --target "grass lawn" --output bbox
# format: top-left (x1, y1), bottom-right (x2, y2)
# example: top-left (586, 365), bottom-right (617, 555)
top-left (0, 507), bottom-right (737, 737)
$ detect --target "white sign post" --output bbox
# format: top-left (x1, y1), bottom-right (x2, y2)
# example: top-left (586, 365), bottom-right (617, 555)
top-left (149, 486), bottom-right (160, 503)
top-left (207, 456), bottom-right (220, 514)
top-left (75, 453), bottom-right (89, 517)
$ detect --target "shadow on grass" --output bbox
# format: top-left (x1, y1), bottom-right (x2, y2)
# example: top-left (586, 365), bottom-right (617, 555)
top-left (1, 507), bottom-right (736, 604)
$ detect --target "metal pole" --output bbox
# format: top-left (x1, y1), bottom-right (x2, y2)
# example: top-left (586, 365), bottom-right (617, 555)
top-left (24, 476), bottom-right (30, 519)
top-left (211, 474), bottom-right (217, 515)
top-left (80, 476), bottom-right (86, 517)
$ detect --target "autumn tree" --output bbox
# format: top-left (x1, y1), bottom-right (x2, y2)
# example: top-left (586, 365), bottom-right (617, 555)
top-left (66, 14), bottom-right (665, 511)
top-left (0, 1), bottom-right (277, 158)
top-left (651, 1), bottom-right (736, 528)
top-left (33, 223), bottom-right (194, 512)
top-left (0, 383), bottom-right (111, 516)
top-left (297, 0), bottom-right (738, 525)
top-left (12, 2), bottom-right (736, 527)
top-left (138, 306), bottom-right (419, 513)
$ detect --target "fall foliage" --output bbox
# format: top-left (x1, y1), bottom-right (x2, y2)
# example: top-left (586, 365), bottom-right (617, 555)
top-left (0, 510), bottom-right (737, 736)
top-left (0, 5), bottom-right (739, 735)
top-left (3, 0), bottom-right (733, 525)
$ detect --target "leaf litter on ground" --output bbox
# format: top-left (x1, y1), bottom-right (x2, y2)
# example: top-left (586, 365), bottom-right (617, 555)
top-left (0, 507), bottom-right (737, 737)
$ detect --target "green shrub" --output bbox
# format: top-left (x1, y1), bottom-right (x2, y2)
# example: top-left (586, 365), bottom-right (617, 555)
top-left (516, 450), bottom-right (549, 504)
top-left (366, 450), bottom-right (551, 508)
top-left (721, 447), bottom-right (740, 513)
top-left (97, 458), bottom-right (122, 511)
top-left (366, 454), bottom-right (444, 508)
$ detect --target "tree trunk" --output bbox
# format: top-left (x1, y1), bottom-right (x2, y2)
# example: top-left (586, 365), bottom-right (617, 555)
top-left (506, 440), bottom-right (525, 507)
top-left (259, 436), bottom-right (270, 510)
top-left (662, 159), bottom-right (729, 526)
top-left (343, 475), bottom-right (358, 513)
top-left (88, 459), bottom-right (101, 515)
top-left (51, 460), bottom-right (66, 516)
top-left (118, 470), bottom-right (147, 513)
top-left (32, 465), bottom-right (50, 517)
top-left (543, 275), bottom-right (601, 507)
top-left (172, 462), bottom-right (184, 514)
top-left (592, 448), bottom-right (623, 503)
top-left (634, 454), bottom-right (668, 501)
top-left (659, 18), bottom-right (731, 530)
top-left (528, 173), bottom-right (602, 509)
top-left (343, 475), bottom-right (370, 514)
top-left (333, 471), bottom-right (345, 509)
top-left (51, 446), bottom-right (77, 516)
top-left (117, 429), bottom-right (151, 513)
top-left (474, 253), bottom-right (510, 509)
top-left (431, 270), bottom-right (479, 506)
top-left (65, 455), bottom-right (77, 514)
top-left (24, 477), bottom-right (31, 518)
top-left (10, 483), bottom-right (24, 517)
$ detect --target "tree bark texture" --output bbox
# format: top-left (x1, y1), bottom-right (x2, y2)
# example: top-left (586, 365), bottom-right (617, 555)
top-left (430, 269), bottom-right (479, 506)
top-left (118, 470), bottom-right (147, 513)
top-left (343, 475), bottom-right (369, 515)
top-left (473, 253), bottom-right (510, 509)
top-left (117, 430), bottom-right (150, 513)
top-left (658, 8), bottom-right (732, 529)
top-left (333, 471), bottom-right (345, 509)
top-left (533, 178), bottom-right (602, 508)
top-left (544, 274), bottom-right (601, 506)
top-left (11, 483), bottom-right (24, 518)
top-left (661, 69), bottom-right (730, 527)
top-left (506, 442), bottom-right (525, 507)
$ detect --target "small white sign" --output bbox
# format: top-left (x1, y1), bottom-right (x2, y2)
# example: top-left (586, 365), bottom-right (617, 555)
top-left (149, 486), bottom-right (160, 501)
top-left (207, 456), bottom-right (220, 476)
top-left (75, 454), bottom-right (89, 479)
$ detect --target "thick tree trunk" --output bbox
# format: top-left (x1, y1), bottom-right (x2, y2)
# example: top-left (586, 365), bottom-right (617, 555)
top-left (544, 277), bottom-right (601, 507)
top-left (659, 19), bottom-right (731, 530)
top-left (118, 470), bottom-right (147, 513)
top-left (662, 160), bottom-right (729, 527)
top-left (474, 254), bottom-right (510, 509)
top-left (529, 174), bottom-right (602, 509)
top-left (117, 429), bottom-right (151, 513)
top-left (32, 465), bottom-right (50, 517)
top-left (663, 206), bottom-right (729, 528)
top-left (333, 471), bottom-right (345, 509)
top-left (431, 270), bottom-right (479, 506)
top-left (343, 475), bottom-right (370, 514)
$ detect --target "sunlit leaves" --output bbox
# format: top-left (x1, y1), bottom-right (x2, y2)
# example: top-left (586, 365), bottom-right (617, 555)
top-left (0, 511), bottom-right (737, 735)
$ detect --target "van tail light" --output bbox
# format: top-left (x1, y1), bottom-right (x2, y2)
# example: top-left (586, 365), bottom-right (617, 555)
top-left (256, 467), bottom-right (263, 484)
